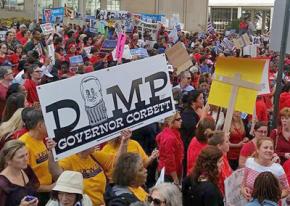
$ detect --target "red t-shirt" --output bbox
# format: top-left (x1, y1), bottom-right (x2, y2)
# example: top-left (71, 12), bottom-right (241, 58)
top-left (187, 137), bottom-right (207, 175)
top-left (270, 129), bottom-right (290, 164)
top-left (283, 159), bottom-right (290, 184)
top-left (23, 79), bottom-right (39, 104)
top-left (256, 99), bottom-right (269, 122)
top-left (240, 141), bottom-right (256, 158)
top-left (218, 155), bottom-right (232, 196)
top-left (228, 128), bottom-right (245, 160)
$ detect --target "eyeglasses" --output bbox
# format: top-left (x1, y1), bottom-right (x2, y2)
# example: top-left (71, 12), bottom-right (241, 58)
top-left (33, 70), bottom-right (42, 73)
top-left (148, 196), bottom-right (166, 205)
top-left (174, 117), bottom-right (182, 121)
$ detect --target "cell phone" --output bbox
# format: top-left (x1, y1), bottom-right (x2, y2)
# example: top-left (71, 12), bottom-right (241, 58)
top-left (24, 195), bottom-right (37, 201)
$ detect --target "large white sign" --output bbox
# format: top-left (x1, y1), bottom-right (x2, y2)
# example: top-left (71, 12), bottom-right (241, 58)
top-left (224, 168), bottom-right (248, 206)
top-left (37, 54), bottom-right (175, 160)
top-left (270, 0), bottom-right (290, 54)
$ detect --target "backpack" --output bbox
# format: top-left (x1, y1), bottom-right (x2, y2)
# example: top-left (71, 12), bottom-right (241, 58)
top-left (104, 185), bottom-right (139, 206)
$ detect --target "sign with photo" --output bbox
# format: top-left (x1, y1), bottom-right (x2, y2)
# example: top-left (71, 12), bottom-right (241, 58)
top-left (37, 55), bottom-right (175, 160)
top-left (43, 7), bottom-right (64, 24)
top-left (40, 23), bottom-right (54, 35)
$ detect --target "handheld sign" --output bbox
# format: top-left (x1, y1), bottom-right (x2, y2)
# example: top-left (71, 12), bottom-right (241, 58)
top-left (165, 42), bottom-right (193, 75)
top-left (40, 23), bottom-right (54, 35)
top-left (37, 54), bottom-right (175, 160)
top-left (101, 40), bottom-right (118, 52)
top-left (115, 33), bottom-right (126, 62)
top-left (69, 55), bottom-right (84, 67)
top-left (225, 169), bottom-right (247, 206)
top-left (208, 57), bottom-right (265, 133)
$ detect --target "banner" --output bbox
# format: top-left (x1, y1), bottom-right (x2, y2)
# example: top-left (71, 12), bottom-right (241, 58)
top-left (130, 48), bottom-right (149, 59)
top-left (224, 169), bottom-right (247, 206)
top-left (43, 8), bottom-right (65, 24)
top-left (40, 23), bottom-right (54, 35)
top-left (37, 55), bottom-right (175, 160)
top-left (96, 9), bottom-right (129, 20)
top-left (141, 13), bottom-right (165, 23)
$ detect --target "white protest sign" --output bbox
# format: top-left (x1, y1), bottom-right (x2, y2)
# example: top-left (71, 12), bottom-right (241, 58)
top-left (243, 45), bottom-right (257, 57)
top-left (224, 168), bottom-right (248, 206)
top-left (48, 44), bottom-right (55, 65)
top-left (112, 45), bottom-right (132, 61)
top-left (37, 54), bottom-right (175, 160)
top-left (83, 46), bottom-right (92, 58)
top-left (270, 0), bottom-right (290, 54)
top-left (40, 23), bottom-right (54, 35)
top-left (0, 31), bottom-right (7, 41)
top-left (259, 59), bottom-right (270, 95)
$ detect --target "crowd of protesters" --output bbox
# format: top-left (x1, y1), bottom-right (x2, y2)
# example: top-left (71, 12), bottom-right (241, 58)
top-left (0, 16), bottom-right (290, 206)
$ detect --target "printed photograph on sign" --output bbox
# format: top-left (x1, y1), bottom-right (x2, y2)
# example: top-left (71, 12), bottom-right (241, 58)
top-left (37, 54), bottom-right (175, 160)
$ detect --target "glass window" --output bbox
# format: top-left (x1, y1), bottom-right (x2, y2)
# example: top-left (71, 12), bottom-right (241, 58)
top-left (86, 0), bottom-right (100, 16)
top-left (211, 7), bottom-right (238, 32)
top-left (107, 0), bottom-right (120, 11)
top-left (1, 0), bottom-right (24, 10)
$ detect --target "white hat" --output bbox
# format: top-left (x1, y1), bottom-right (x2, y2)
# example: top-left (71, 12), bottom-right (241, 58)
top-left (53, 171), bottom-right (83, 194)
top-left (189, 65), bottom-right (199, 73)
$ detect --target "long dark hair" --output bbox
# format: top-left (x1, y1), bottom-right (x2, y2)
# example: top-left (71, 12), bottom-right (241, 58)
top-left (252, 172), bottom-right (281, 203)
top-left (2, 92), bottom-right (25, 122)
top-left (191, 145), bottom-right (223, 185)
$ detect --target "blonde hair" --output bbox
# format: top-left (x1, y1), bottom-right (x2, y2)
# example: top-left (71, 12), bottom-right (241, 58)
top-left (0, 108), bottom-right (24, 141)
top-left (164, 112), bottom-right (180, 128)
top-left (230, 112), bottom-right (245, 134)
top-left (0, 140), bottom-right (25, 171)
top-left (280, 107), bottom-right (290, 118)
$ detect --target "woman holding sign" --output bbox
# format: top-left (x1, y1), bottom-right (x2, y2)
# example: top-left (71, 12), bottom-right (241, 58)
top-left (241, 137), bottom-right (289, 201)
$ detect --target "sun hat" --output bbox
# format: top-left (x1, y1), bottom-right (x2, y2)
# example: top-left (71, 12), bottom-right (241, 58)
top-left (53, 171), bottom-right (83, 195)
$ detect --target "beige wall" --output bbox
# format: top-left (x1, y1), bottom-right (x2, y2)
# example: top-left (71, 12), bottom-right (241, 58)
top-left (121, 0), bottom-right (208, 32)
top-left (0, 0), bottom-right (208, 31)
top-left (120, 0), bottom-right (156, 14)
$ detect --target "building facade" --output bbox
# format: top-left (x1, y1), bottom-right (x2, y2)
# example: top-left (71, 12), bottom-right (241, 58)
top-left (208, 0), bottom-right (274, 33)
top-left (0, 0), bottom-right (209, 32)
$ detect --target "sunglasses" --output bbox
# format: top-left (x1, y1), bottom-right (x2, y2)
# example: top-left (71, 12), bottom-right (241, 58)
top-left (148, 196), bottom-right (166, 205)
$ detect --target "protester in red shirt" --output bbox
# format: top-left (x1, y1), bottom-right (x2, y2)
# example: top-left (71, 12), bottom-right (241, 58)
top-left (255, 95), bottom-right (269, 122)
top-left (283, 159), bottom-right (290, 184)
top-left (187, 117), bottom-right (216, 175)
top-left (23, 64), bottom-right (42, 105)
top-left (0, 66), bottom-right (14, 118)
top-left (239, 122), bottom-right (268, 168)
top-left (156, 112), bottom-right (184, 185)
top-left (89, 47), bottom-right (102, 66)
top-left (270, 107), bottom-right (290, 164)
top-left (279, 83), bottom-right (290, 111)
top-left (208, 130), bottom-right (232, 196)
top-left (228, 111), bottom-right (249, 170)
top-left (0, 43), bottom-right (11, 66)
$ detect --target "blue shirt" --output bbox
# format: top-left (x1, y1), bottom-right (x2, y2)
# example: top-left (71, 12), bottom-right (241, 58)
top-left (245, 199), bottom-right (278, 206)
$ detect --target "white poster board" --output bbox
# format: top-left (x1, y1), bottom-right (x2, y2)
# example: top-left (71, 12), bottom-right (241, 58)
top-left (40, 23), bottom-right (54, 35)
top-left (224, 168), bottom-right (248, 206)
top-left (37, 54), bottom-right (175, 160)
top-left (259, 59), bottom-right (270, 95)
top-left (270, 0), bottom-right (290, 54)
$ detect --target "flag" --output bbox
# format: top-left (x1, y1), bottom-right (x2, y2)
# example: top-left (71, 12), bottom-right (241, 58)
top-left (207, 20), bottom-right (215, 34)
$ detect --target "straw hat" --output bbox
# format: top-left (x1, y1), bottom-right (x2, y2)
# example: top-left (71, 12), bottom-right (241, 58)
top-left (53, 171), bottom-right (83, 194)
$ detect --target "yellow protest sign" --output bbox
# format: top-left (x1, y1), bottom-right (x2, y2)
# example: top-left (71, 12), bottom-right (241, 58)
top-left (208, 57), bottom-right (266, 115)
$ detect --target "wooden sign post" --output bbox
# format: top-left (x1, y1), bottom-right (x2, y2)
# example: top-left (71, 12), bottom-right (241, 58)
top-left (215, 73), bottom-right (261, 133)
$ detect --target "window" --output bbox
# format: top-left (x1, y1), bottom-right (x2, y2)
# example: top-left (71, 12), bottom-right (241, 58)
top-left (210, 7), bottom-right (238, 32)
top-left (107, 0), bottom-right (120, 11)
top-left (0, 0), bottom-right (24, 10)
top-left (86, 0), bottom-right (100, 16)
